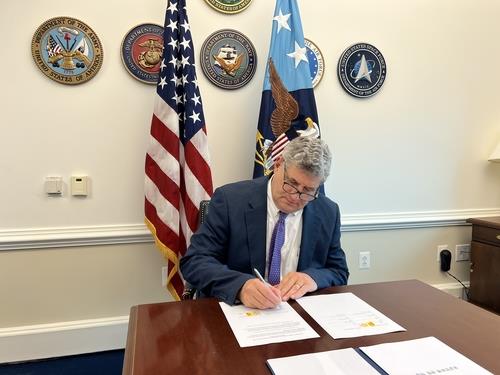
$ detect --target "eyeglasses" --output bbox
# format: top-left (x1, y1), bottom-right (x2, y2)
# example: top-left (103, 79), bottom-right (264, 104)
top-left (282, 166), bottom-right (318, 202)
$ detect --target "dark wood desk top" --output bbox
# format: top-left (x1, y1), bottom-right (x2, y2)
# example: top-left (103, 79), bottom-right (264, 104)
top-left (467, 216), bottom-right (500, 229)
top-left (122, 280), bottom-right (500, 375)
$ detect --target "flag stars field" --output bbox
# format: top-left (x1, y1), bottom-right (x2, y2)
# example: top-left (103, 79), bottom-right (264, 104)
top-left (180, 37), bottom-right (191, 49)
top-left (166, 20), bottom-right (177, 32)
top-left (287, 41), bottom-right (308, 68)
top-left (167, 1), bottom-right (177, 13)
top-left (273, 9), bottom-right (291, 32)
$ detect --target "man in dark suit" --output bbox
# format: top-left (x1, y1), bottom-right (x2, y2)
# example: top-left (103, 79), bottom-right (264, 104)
top-left (180, 137), bottom-right (348, 309)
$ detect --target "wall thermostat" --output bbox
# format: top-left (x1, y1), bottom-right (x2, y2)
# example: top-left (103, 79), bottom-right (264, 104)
top-left (71, 176), bottom-right (88, 196)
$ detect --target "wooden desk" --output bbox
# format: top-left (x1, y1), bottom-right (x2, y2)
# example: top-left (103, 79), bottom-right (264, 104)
top-left (467, 216), bottom-right (500, 313)
top-left (123, 280), bottom-right (500, 375)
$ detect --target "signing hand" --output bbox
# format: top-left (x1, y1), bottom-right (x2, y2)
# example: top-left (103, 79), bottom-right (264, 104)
top-left (239, 278), bottom-right (282, 309)
top-left (278, 272), bottom-right (317, 301)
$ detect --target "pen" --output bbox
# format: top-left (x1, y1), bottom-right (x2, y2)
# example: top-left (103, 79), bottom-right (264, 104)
top-left (253, 268), bottom-right (270, 286)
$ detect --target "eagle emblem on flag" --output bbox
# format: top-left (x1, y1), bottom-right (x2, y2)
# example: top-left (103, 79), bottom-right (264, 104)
top-left (253, 0), bottom-right (320, 177)
top-left (259, 58), bottom-right (319, 174)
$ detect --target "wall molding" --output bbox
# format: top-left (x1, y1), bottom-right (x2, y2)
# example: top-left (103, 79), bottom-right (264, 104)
top-left (1, 208), bottom-right (499, 251)
top-left (341, 208), bottom-right (500, 232)
top-left (0, 282), bottom-right (469, 364)
top-left (0, 224), bottom-right (152, 251)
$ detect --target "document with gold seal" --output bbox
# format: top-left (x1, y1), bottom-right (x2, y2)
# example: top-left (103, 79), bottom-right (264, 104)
top-left (121, 23), bottom-right (164, 84)
top-left (204, 0), bottom-right (252, 14)
top-left (31, 17), bottom-right (103, 85)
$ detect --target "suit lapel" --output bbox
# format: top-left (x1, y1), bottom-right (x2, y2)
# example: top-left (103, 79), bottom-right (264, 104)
top-left (298, 202), bottom-right (319, 270)
top-left (245, 177), bottom-right (268, 275)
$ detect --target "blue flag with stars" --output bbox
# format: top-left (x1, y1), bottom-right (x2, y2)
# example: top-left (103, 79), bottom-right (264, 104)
top-left (253, 0), bottom-right (320, 177)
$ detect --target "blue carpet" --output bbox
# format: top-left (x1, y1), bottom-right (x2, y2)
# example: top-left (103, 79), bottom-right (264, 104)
top-left (0, 350), bottom-right (124, 375)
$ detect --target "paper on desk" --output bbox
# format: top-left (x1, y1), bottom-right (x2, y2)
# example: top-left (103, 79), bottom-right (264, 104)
top-left (267, 348), bottom-right (381, 375)
top-left (219, 301), bottom-right (319, 347)
top-left (297, 292), bottom-right (405, 339)
top-left (360, 336), bottom-right (493, 375)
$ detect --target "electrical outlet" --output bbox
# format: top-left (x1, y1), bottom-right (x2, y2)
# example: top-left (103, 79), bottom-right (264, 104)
top-left (437, 244), bottom-right (449, 262)
top-left (359, 251), bottom-right (370, 269)
top-left (161, 266), bottom-right (168, 287)
top-left (455, 244), bottom-right (471, 261)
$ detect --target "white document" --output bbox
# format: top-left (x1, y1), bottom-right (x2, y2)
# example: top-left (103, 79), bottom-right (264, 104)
top-left (219, 301), bottom-right (319, 347)
top-left (360, 336), bottom-right (493, 375)
top-left (267, 348), bottom-right (381, 375)
top-left (297, 292), bottom-right (405, 339)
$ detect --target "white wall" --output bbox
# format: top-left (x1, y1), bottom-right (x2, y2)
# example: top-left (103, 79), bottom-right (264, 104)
top-left (0, 0), bottom-right (498, 229)
top-left (0, 0), bottom-right (499, 360)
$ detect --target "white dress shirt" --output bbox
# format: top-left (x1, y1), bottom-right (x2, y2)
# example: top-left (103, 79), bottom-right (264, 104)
top-left (265, 177), bottom-right (303, 281)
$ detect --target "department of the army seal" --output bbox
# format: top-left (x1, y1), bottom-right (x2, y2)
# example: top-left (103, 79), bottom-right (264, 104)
top-left (337, 42), bottom-right (386, 98)
top-left (121, 23), bottom-right (164, 84)
top-left (304, 38), bottom-right (325, 88)
top-left (204, 0), bottom-right (252, 14)
top-left (31, 17), bottom-right (103, 85)
top-left (200, 29), bottom-right (257, 90)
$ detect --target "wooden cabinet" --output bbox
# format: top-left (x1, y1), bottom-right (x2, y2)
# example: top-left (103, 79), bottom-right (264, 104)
top-left (467, 217), bottom-right (500, 313)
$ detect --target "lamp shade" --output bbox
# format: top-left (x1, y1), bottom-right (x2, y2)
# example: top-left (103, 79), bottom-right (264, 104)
top-left (489, 141), bottom-right (500, 162)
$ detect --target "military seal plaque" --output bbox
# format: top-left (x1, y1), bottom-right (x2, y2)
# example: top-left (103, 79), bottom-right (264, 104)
top-left (121, 23), bottom-right (164, 84)
top-left (304, 38), bottom-right (324, 88)
top-left (337, 42), bottom-right (386, 98)
top-left (31, 17), bottom-right (103, 85)
top-left (204, 0), bottom-right (252, 14)
top-left (200, 29), bottom-right (257, 90)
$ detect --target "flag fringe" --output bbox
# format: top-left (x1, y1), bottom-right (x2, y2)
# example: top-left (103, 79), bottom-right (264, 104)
top-left (145, 217), bottom-right (181, 301)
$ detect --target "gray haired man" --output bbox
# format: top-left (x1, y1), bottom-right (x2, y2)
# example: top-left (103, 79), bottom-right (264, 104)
top-left (180, 137), bottom-right (349, 309)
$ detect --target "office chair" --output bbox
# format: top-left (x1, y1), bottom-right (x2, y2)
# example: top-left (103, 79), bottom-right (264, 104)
top-left (181, 199), bottom-right (210, 300)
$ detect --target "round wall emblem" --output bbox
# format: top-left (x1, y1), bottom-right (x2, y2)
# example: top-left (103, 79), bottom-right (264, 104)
top-left (337, 42), bottom-right (386, 98)
top-left (31, 16), bottom-right (103, 85)
top-left (204, 0), bottom-right (252, 14)
top-left (121, 23), bottom-right (164, 84)
top-left (304, 38), bottom-right (324, 88)
top-left (200, 29), bottom-right (257, 90)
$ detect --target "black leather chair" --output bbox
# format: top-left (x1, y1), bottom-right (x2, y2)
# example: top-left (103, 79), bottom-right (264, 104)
top-left (181, 200), bottom-right (210, 300)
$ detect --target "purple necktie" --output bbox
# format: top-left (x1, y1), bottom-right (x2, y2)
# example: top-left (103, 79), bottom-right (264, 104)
top-left (268, 211), bottom-right (288, 285)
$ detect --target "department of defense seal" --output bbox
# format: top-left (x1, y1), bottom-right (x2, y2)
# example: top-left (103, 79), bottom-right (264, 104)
top-left (204, 0), bottom-right (252, 14)
top-left (31, 17), bottom-right (103, 85)
top-left (121, 23), bottom-right (164, 84)
top-left (304, 38), bottom-right (324, 88)
top-left (337, 42), bottom-right (386, 98)
top-left (200, 29), bottom-right (257, 90)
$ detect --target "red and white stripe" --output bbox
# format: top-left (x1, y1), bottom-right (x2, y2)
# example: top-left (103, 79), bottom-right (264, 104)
top-left (271, 133), bottom-right (290, 161)
top-left (145, 95), bottom-right (213, 300)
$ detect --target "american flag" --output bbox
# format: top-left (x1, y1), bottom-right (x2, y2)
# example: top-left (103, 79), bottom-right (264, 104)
top-left (46, 34), bottom-right (62, 57)
top-left (145, 0), bottom-right (213, 300)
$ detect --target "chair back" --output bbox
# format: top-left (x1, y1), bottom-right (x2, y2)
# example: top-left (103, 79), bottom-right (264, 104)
top-left (181, 200), bottom-right (210, 300)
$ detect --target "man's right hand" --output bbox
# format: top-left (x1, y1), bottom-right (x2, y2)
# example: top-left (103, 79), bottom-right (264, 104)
top-left (239, 279), bottom-right (282, 309)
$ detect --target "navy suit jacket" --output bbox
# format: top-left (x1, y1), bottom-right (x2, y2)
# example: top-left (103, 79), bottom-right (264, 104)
top-left (180, 176), bottom-right (349, 305)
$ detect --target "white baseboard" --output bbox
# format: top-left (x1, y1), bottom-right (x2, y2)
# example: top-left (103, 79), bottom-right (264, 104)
top-left (433, 281), bottom-right (470, 299)
top-left (0, 282), bottom-right (470, 364)
top-left (0, 316), bottom-right (129, 364)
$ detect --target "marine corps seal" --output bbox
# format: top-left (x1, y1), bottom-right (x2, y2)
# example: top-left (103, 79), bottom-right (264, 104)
top-left (200, 29), bottom-right (257, 90)
top-left (121, 23), bottom-right (164, 84)
top-left (31, 16), bottom-right (103, 85)
top-left (204, 0), bottom-right (252, 14)
top-left (337, 42), bottom-right (386, 98)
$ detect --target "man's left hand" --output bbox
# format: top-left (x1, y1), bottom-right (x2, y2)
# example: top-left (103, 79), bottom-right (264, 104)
top-left (278, 272), bottom-right (317, 301)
